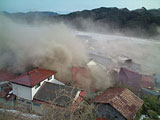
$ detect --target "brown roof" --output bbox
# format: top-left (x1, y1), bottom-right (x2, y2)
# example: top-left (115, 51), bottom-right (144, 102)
top-left (0, 71), bottom-right (16, 82)
top-left (72, 67), bottom-right (94, 91)
top-left (141, 75), bottom-right (154, 89)
top-left (10, 68), bottom-right (56, 87)
top-left (93, 88), bottom-right (143, 120)
top-left (117, 68), bottom-right (154, 92)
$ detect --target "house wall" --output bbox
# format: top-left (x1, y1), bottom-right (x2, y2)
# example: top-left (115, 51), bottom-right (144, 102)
top-left (12, 75), bottom-right (64, 100)
top-left (32, 75), bottom-right (64, 99)
top-left (12, 83), bottom-right (32, 100)
top-left (95, 103), bottom-right (127, 120)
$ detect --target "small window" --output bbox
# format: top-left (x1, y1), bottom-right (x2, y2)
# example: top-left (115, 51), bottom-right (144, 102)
top-left (48, 76), bottom-right (52, 81)
top-left (26, 101), bottom-right (31, 104)
top-left (33, 103), bottom-right (40, 106)
top-left (35, 83), bottom-right (41, 89)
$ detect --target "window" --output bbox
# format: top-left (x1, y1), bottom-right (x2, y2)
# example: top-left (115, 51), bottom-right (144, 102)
top-left (48, 76), bottom-right (52, 81)
top-left (26, 101), bottom-right (31, 104)
top-left (33, 103), bottom-right (40, 106)
top-left (35, 83), bottom-right (41, 89)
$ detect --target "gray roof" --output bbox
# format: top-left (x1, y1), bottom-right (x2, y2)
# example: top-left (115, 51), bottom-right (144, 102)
top-left (141, 88), bottom-right (160, 96)
top-left (34, 82), bottom-right (79, 107)
top-left (88, 53), bottom-right (113, 67)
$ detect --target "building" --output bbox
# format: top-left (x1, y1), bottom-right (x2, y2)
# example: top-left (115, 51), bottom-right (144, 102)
top-left (33, 82), bottom-right (86, 110)
top-left (0, 70), bottom-right (16, 83)
top-left (72, 67), bottom-right (96, 91)
top-left (118, 56), bottom-right (141, 73)
top-left (10, 68), bottom-right (64, 100)
top-left (0, 71), bottom-right (16, 107)
top-left (93, 88), bottom-right (143, 120)
top-left (117, 68), bottom-right (154, 92)
top-left (0, 70), bottom-right (15, 93)
top-left (87, 53), bottom-right (113, 70)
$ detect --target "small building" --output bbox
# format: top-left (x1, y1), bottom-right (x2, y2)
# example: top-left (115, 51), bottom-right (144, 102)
top-left (0, 70), bottom-right (16, 83)
top-left (0, 70), bottom-right (16, 92)
top-left (117, 68), bottom-right (154, 93)
top-left (10, 68), bottom-right (64, 100)
top-left (33, 81), bottom-right (86, 112)
top-left (72, 67), bottom-right (96, 91)
top-left (0, 71), bottom-right (16, 107)
top-left (118, 56), bottom-right (141, 73)
top-left (87, 53), bottom-right (113, 70)
top-left (92, 88), bottom-right (143, 120)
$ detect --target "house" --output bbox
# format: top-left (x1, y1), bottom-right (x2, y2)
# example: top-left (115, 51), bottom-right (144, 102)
top-left (10, 68), bottom-right (64, 100)
top-left (72, 67), bottom-right (96, 91)
top-left (0, 70), bottom-right (16, 96)
top-left (33, 82), bottom-right (86, 110)
top-left (118, 56), bottom-right (141, 73)
top-left (0, 71), bottom-right (16, 106)
top-left (117, 68), bottom-right (154, 92)
top-left (0, 70), bottom-right (16, 84)
top-left (92, 88), bottom-right (143, 120)
top-left (87, 53), bottom-right (113, 70)
top-left (0, 71), bottom-right (16, 81)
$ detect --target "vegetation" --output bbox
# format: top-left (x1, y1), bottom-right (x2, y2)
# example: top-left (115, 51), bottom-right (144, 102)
top-left (0, 111), bottom-right (30, 120)
top-left (4, 7), bottom-right (160, 38)
top-left (134, 95), bottom-right (160, 120)
top-left (41, 101), bottom-right (96, 120)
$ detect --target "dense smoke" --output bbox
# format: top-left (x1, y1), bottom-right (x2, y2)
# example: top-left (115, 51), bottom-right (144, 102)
top-left (0, 14), bottom-right (87, 80)
top-left (0, 14), bottom-right (115, 90)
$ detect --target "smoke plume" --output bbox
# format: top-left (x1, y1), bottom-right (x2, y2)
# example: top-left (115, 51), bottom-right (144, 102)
top-left (0, 14), bottom-right (88, 82)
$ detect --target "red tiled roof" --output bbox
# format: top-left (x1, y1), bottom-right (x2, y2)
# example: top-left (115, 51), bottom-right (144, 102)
top-left (72, 67), bottom-right (94, 91)
top-left (10, 68), bottom-right (56, 87)
top-left (93, 88), bottom-right (143, 120)
top-left (0, 71), bottom-right (16, 82)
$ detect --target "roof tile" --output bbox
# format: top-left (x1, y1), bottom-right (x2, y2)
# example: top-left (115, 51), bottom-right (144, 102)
top-left (10, 68), bottom-right (56, 87)
top-left (93, 88), bottom-right (143, 120)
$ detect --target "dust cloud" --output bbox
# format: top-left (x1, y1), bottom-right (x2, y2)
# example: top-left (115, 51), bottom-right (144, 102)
top-left (0, 14), bottom-right (115, 90)
top-left (0, 14), bottom-right (87, 81)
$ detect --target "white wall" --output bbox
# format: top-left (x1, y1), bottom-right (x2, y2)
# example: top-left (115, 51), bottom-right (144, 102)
top-left (32, 75), bottom-right (64, 99)
top-left (12, 83), bottom-right (32, 100)
top-left (12, 75), bottom-right (65, 100)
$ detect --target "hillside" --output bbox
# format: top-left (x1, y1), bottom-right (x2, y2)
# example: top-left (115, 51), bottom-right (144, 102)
top-left (2, 7), bottom-right (160, 38)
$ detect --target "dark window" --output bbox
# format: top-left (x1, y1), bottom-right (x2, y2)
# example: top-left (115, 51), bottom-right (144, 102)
top-left (26, 101), bottom-right (31, 104)
top-left (35, 83), bottom-right (41, 89)
top-left (48, 76), bottom-right (52, 81)
top-left (33, 103), bottom-right (40, 106)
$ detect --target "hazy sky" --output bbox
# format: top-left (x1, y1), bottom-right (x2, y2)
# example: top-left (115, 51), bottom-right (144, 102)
top-left (0, 0), bottom-right (160, 13)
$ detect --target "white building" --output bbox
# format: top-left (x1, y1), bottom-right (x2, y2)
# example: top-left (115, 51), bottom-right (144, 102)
top-left (10, 68), bottom-right (64, 100)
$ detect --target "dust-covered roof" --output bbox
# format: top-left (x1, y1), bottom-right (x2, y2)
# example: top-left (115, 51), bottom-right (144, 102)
top-left (34, 82), bottom-right (80, 107)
